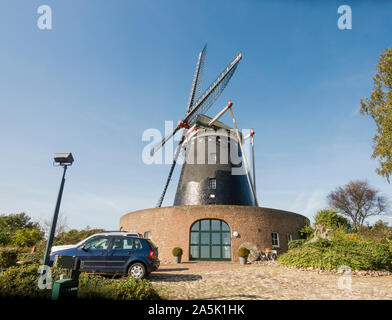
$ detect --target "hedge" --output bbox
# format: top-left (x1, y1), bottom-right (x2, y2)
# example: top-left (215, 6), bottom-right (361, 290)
top-left (277, 234), bottom-right (392, 271)
top-left (0, 248), bottom-right (19, 269)
top-left (0, 263), bottom-right (160, 300)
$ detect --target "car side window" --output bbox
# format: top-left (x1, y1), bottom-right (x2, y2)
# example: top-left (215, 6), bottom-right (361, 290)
top-left (123, 239), bottom-right (134, 249)
top-left (84, 237), bottom-right (110, 250)
top-left (112, 238), bottom-right (124, 250)
top-left (111, 237), bottom-right (135, 250)
top-left (134, 239), bottom-right (142, 249)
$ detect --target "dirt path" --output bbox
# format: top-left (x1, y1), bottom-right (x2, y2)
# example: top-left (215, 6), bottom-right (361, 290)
top-left (148, 262), bottom-right (392, 300)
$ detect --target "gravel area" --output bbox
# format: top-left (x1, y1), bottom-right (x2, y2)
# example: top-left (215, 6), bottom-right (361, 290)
top-left (148, 261), bottom-right (392, 300)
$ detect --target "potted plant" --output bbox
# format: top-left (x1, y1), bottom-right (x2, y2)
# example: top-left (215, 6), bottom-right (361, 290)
top-left (238, 247), bottom-right (250, 265)
top-left (172, 247), bottom-right (183, 263)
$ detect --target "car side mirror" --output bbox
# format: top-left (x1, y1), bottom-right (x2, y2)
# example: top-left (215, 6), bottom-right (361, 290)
top-left (80, 245), bottom-right (88, 251)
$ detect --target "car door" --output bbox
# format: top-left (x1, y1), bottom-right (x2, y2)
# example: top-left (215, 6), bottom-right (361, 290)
top-left (106, 237), bottom-right (137, 273)
top-left (77, 236), bottom-right (110, 272)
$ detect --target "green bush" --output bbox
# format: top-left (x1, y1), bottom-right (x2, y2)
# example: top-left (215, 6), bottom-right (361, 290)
top-left (12, 228), bottom-right (43, 247)
top-left (307, 238), bottom-right (332, 248)
top-left (111, 276), bottom-right (160, 300)
top-left (172, 247), bottom-right (183, 256)
top-left (18, 250), bottom-right (44, 264)
top-left (277, 233), bottom-right (392, 271)
top-left (0, 264), bottom-right (49, 298)
top-left (77, 274), bottom-right (159, 300)
top-left (299, 224), bottom-right (314, 240)
top-left (315, 208), bottom-right (349, 230)
top-left (288, 239), bottom-right (306, 250)
top-left (0, 232), bottom-right (9, 246)
top-left (238, 247), bottom-right (250, 258)
top-left (0, 263), bottom-right (72, 298)
top-left (77, 274), bottom-right (115, 300)
top-left (0, 248), bottom-right (19, 269)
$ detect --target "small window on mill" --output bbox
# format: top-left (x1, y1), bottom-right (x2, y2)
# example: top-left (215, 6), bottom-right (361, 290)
top-left (209, 178), bottom-right (216, 190)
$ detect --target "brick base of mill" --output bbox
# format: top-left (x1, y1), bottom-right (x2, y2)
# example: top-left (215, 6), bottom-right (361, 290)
top-left (119, 205), bottom-right (309, 263)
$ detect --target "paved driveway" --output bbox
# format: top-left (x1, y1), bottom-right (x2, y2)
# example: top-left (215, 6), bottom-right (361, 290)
top-left (148, 262), bottom-right (392, 300)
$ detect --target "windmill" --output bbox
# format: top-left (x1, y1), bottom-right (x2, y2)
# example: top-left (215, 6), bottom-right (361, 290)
top-left (151, 45), bottom-right (257, 207)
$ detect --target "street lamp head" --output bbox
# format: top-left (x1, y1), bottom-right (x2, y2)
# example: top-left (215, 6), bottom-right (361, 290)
top-left (54, 153), bottom-right (74, 166)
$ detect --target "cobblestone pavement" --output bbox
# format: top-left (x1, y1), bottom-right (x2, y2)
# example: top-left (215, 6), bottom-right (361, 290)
top-left (148, 262), bottom-right (392, 300)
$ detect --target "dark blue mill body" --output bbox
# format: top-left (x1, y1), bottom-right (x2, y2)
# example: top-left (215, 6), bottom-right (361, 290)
top-left (174, 114), bottom-right (256, 206)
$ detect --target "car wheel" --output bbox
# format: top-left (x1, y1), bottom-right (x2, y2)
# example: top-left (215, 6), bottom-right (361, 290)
top-left (128, 262), bottom-right (146, 279)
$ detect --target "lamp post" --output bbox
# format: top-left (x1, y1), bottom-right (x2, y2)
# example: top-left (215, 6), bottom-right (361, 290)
top-left (42, 153), bottom-right (74, 267)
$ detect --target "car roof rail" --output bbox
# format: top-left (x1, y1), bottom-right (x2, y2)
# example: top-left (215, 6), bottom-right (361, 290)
top-left (91, 231), bottom-right (143, 238)
top-left (125, 233), bottom-right (143, 237)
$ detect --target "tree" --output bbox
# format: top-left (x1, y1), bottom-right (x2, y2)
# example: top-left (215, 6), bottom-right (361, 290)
top-left (359, 219), bottom-right (392, 243)
top-left (41, 211), bottom-right (68, 237)
top-left (54, 227), bottom-right (105, 245)
top-left (327, 180), bottom-right (389, 231)
top-left (0, 213), bottom-right (37, 231)
top-left (0, 213), bottom-right (40, 246)
top-left (360, 47), bottom-right (392, 182)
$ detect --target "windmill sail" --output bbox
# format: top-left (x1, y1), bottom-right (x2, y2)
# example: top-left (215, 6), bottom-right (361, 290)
top-left (186, 44), bottom-right (207, 114)
top-left (156, 145), bottom-right (182, 207)
top-left (150, 51), bottom-right (242, 157)
top-left (156, 45), bottom-right (207, 207)
top-left (188, 52), bottom-right (242, 125)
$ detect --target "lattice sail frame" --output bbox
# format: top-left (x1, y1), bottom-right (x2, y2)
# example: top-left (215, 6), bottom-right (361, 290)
top-left (187, 52), bottom-right (242, 125)
top-left (150, 51), bottom-right (242, 157)
top-left (188, 58), bottom-right (240, 125)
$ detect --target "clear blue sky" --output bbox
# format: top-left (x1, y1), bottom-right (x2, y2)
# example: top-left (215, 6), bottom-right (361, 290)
top-left (1, 0), bottom-right (391, 230)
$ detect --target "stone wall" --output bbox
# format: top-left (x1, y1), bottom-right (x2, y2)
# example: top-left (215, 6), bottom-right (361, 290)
top-left (119, 205), bottom-right (308, 263)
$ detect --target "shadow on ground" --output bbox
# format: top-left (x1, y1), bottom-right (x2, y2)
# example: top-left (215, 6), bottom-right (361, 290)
top-left (148, 273), bottom-right (202, 282)
top-left (156, 268), bottom-right (189, 272)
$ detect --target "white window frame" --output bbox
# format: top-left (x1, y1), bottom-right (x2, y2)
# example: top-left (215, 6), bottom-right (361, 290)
top-left (287, 233), bottom-right (293, 244)
top-left (271, 232), bottom-right (280, 248)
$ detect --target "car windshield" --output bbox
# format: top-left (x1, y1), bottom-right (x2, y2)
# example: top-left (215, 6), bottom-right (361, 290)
top-left (74, 235), bottom-right (96, 247)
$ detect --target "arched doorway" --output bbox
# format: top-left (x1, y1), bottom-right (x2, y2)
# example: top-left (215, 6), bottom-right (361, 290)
top-left (189, 219), bottom-right (231, 261)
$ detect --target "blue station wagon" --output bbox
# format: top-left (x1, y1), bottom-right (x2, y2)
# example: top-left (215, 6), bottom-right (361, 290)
top-left (49, 232), bottom-right (160, 279)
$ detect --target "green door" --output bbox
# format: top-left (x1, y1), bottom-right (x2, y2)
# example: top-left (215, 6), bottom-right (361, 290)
top-left (189, 219), bottom-right (231, 261)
